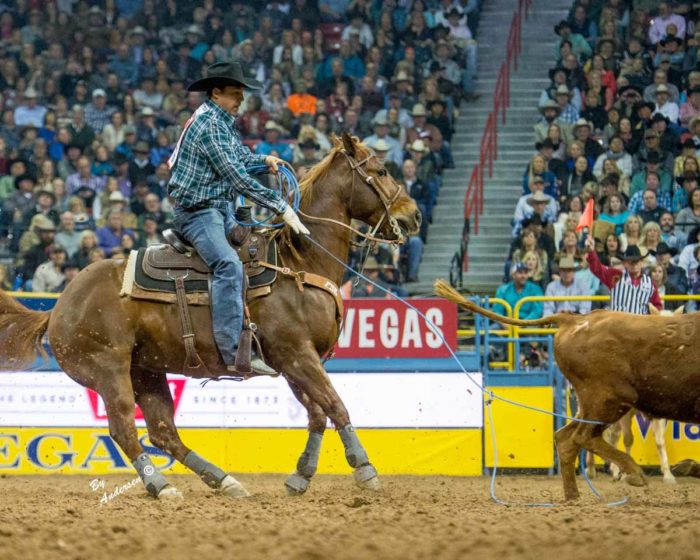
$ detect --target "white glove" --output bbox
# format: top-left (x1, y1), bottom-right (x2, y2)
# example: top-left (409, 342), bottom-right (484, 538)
top-left (282, 206), bottom-right (310, 236)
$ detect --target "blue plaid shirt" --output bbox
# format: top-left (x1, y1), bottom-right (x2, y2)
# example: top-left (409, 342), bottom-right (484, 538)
top-left (168, 99), bottom-right (287, 213)
top-left (628, 189), bottom-right (672, 215)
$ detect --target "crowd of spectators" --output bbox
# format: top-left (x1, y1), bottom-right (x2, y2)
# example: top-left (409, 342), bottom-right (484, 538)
top-left (498, 0), bottom-right (700, 346)
top-left (0, 0), bottom-right (482, 294)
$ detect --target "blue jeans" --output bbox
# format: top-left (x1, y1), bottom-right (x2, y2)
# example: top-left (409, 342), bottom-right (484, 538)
top-left (173, 205), bottom-right (243, 365)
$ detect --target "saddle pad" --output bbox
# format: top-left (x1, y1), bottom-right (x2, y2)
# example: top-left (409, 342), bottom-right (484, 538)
top-left (246, 238), bottom-right (278, 289)
top-left (134, 248), bottom-right (210, 294)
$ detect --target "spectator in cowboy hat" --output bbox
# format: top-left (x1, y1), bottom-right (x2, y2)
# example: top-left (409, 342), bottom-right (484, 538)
top-left (405, 103), bottom-right (443, 154)
top-left (544, 255), bottom-right (592, 315)
top-left (555, 85), bottom-right (580, 124)
top-left (534, 100), bottom-right (569, 144)
top-left (372, 138), bottom-right (402, 181)
top-left (293, 138), bottom-right (321, 167)
top-left (128, 141), bottom-right (156, 186)
top-left (513, 177), bottom-right (558, 238)
top-left (632, 128), bottom-right (675, 175)
top-left (255, 120), bottom-right (293, 163)
top-left (649, 112), bottom-right (679, 155)
top-left (408, 138), bottom-right (440, 219)
top-left (643, 68), bottom-right (680, 104)
top-left (14, 87), bottom-right (47, 129)
top-left (32, 243), bottom-right (67, 293)
top-left (656, 241), bottom-right (688, 295)
top-left (363, 115), bottom-right (403, 166)
top-left (630, 150), bottom-right (674, 197)
top-left (22, 184), bottom-right (59, 230)
top-left (96, 190), bottom-right (138, 229)
top-left (654, 83), bottom-right (680, 124)
top-left (553, 20), bottom-right (591, 62)
top-left (572, 118), bottom-right (604, 159)
top-left (84, 88), bottom-right (115, 134)
top-left (17, 213), bottom-right (58, 281)
top-left (4, 174), bottom-right (38, 227)
top-left (184, 25), bottom-right (208, 62)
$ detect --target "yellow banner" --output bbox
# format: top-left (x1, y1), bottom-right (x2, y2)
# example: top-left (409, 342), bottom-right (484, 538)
top-left (0, 427), bottom-right (482, 476)
top-left (483, 387), bottom-right (554, 468)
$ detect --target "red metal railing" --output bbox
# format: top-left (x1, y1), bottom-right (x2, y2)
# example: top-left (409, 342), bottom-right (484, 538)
top-left (462, 0), bottom-right (531, 272)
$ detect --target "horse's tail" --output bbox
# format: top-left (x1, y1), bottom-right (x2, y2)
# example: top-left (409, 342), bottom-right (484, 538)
top-left (434, 280), bottom-right (565, 328)
top-left (0, 290), bottom-right (51, 370)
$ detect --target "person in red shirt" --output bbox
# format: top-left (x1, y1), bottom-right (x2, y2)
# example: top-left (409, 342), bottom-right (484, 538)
top-left (584, 236), bottom-right (662, 313)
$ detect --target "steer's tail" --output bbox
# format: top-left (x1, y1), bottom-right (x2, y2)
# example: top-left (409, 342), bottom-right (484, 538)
top-left (434, 280), bottom-right (565, 328)
top-left (0, 289), bottom-right (51, 370)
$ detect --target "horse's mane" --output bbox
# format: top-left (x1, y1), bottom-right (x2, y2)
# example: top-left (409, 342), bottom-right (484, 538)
top-left (278, 135), bottom-right (371, 262)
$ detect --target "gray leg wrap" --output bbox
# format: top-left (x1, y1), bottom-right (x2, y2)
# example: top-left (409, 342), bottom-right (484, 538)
top-left (183, 451), bottom-right (228, 488)
top-left (285, 432), bottom-right (324, 495)
top-left (296, 431), bottom-right (323, 478)
top-left (133, 453), bottom-right (170, 497)
top-left (338, 425), bottom-right (370, 468)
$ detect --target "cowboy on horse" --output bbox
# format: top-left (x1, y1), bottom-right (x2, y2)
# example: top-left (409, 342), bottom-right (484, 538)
top-left (168, 61), bottom-right (310, 375)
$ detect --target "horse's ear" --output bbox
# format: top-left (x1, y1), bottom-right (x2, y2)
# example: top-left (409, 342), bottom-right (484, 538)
top-left (341, 131), bottom-right (356, 158)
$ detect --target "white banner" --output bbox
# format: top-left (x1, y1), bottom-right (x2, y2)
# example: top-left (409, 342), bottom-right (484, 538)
top-left (0, 372), bottom-right (483, 428)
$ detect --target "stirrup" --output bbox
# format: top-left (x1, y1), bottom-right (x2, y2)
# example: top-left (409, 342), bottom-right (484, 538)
top-left (225, 357), bottom-right (279, 378)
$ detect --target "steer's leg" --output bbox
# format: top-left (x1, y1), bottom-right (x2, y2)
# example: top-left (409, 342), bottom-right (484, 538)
top-left (284, 379), bottom-right (327, 495)
top-left (577, 406), bottom-right (646, 489)
top-left (651, 418), bottom-right (676, 484)
top-left (132, 369), bottom-right (250, 498)
top-left (555, 421), bottom-right (582, 501)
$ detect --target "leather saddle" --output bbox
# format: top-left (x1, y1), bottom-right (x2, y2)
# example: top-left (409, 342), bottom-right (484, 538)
top-left (130, 217), bottom-right (278, 379)
top-left (135, 228), bottom-right (278, 295)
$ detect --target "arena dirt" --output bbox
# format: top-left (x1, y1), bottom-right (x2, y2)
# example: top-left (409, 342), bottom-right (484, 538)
top-left (1, 474), bottom-right (699, 560)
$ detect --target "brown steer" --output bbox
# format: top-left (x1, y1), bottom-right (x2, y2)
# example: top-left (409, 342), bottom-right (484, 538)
top-left (435, 280), bottom-right (700, 501)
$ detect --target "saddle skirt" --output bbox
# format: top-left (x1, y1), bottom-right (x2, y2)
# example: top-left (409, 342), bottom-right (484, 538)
top-left (122, 230), bottom-right (279, 305)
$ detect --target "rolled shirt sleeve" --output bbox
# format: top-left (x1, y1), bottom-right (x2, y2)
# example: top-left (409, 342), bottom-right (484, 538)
top-left (205, 120), bottom-right (287, 215)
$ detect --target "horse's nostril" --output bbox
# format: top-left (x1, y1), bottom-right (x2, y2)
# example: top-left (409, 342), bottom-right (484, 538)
top-left (415, 211), bottom-right (422, 225)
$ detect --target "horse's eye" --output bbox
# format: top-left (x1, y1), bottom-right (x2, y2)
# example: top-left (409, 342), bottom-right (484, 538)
top-left (378, 169), bottom-right (387, 177)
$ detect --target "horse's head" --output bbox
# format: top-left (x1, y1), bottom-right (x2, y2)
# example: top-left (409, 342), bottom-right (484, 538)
top-left (337, 132), bottom-right (421, 243)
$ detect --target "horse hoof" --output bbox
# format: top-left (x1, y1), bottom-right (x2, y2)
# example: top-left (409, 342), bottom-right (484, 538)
top-left (624, 473), bottom-right (646, 487)
top-left (358, 476), bottom-right (381, 491)
top-left (219, 475), bottom-right (251, 498)
top-left (354, 465), bottom-right (380, 491)
top-left (158, 486), bottom-right (183, 500)
top-left (285, 472), bottom-right (310, 496)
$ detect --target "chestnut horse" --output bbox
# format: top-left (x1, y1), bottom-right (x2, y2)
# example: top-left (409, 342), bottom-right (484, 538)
top-left (0, 133), bottom-right (421, 499)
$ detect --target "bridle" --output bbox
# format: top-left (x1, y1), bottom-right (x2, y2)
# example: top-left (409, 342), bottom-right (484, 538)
top-left (298, 149), bottom-right (406, 246)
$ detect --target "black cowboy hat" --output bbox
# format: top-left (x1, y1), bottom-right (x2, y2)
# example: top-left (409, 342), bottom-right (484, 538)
top-left (651, 113), bottom-right (670, 125)
top-left (619, 84), bottom-right (642, 97)
top-left (187, 60), bottom-right (263, 92)
top-left (548, 66), bottom-right (570, 80)
top-left (621, 245), bottom-right (645, 262)
top-left (535, 138), bottom-right (555, 151)
top-left (660, 35), bottom-right (683, 47)
top-left (14, 173), bottom-right (36, 189)
top-left (554, 20), bottom-right (571, 34)
top-left (656, 242), bottom-right (678, 257)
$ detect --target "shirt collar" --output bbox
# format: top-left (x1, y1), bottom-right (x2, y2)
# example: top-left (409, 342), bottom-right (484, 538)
top-left (206, 98), bottom-right (237, 127)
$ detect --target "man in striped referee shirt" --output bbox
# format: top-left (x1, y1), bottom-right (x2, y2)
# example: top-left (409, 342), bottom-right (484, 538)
top-left (584, 236), bottom-right (662, 313)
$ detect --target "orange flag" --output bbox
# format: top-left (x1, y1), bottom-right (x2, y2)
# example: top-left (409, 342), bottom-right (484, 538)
top-left (576, 198), bottom-right (594, 232)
